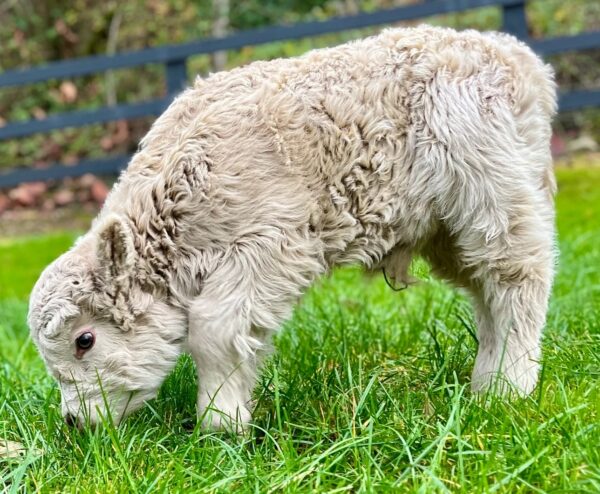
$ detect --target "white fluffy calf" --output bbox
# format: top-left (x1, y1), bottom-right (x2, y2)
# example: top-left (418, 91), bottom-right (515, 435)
top-left (28, 25), bottom-right (557, 429)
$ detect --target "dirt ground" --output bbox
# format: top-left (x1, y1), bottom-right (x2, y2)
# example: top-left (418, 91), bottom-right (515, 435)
top-left (0, 205), bottom-right (96, 237)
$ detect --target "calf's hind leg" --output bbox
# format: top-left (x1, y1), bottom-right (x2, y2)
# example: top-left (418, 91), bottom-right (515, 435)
top-left (424, 199), bottom-right (555, 396)
top-left (467, 220), bottom-right (555, 396)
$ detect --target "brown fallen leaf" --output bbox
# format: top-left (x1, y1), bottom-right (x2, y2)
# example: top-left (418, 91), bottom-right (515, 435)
top-left (0, 440), bottom-right (26, 458)
top-left (0, 440), bottom-right (42, 458)
top-left (59, 81), bottom-right (78, 103)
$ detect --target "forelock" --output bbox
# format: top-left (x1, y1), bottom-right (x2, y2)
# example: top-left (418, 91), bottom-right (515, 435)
top-left (28, 251), bottom-right (90, 339)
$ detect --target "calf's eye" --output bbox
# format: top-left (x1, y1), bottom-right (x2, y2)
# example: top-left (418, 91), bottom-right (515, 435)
top-left (76, 332), bottom-right (95, 351)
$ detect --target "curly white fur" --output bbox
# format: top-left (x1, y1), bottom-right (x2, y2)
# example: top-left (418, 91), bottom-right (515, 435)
top-left (28, 25), bottom-right (557, 430)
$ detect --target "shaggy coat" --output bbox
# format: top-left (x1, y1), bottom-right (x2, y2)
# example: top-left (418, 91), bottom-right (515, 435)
top-left (29, 25), bottom-right (557, 429)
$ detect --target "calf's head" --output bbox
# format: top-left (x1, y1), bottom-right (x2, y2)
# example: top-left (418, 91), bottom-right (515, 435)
top-left (28, 216), bottom-right (187, 427)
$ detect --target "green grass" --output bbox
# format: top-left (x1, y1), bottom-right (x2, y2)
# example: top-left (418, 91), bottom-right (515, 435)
top-left (1, 168), bottom-right (599, 492)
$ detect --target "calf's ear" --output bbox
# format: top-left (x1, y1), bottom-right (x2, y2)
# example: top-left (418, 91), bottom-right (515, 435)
top-left (97, 215), bottom-right (137, 277)
top-left (95, 215), bottom-right (151, 331)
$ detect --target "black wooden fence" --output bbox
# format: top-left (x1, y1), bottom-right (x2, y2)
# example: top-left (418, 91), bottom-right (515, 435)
top-left (0, 0), bottom-right (599, 188)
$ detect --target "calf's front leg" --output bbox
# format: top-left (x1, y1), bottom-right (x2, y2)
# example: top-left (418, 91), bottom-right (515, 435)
top-left (188, 283), bottom-right (261, 432)
top-left (187, 241), bottom-right (320, 431)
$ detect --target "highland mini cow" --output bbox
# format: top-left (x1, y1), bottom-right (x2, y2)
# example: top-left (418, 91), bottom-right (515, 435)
top-left (28, 26), bottom-right (557, 430)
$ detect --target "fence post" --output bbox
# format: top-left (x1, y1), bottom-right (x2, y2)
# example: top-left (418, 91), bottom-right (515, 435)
top-left (502, 1), bottom-right (528, 39)
top-left (165, 59), bottom-right (188, 97)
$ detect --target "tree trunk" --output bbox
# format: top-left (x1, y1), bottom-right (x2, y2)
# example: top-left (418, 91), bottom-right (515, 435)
top-left (211, 0), bottom-right (229, 72)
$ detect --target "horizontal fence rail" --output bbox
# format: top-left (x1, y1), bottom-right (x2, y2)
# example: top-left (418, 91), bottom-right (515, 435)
top-left (0, 0), bottom-right (599, 188)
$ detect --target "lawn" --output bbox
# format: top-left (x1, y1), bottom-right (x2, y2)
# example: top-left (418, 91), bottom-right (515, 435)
top-left (1, 168), bottom-right (599, 493)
